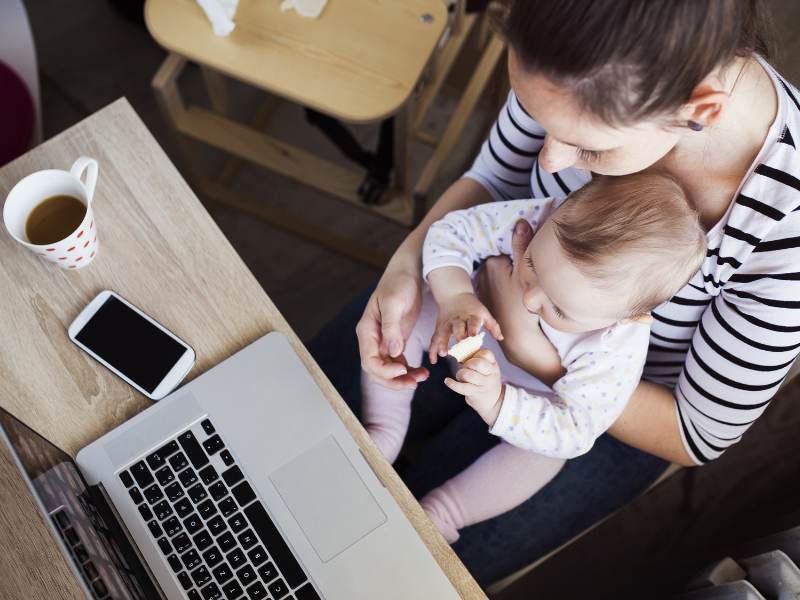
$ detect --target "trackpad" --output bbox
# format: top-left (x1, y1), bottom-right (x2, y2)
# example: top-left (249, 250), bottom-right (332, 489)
top-left (270, 436), bottom-right (387, 562)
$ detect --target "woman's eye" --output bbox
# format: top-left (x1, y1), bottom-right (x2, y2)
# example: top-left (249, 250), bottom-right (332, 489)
top-left (577, 148), bottom-right (603, 163)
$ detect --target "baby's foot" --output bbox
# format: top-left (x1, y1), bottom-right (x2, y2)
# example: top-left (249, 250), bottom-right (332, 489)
top-left (420, 492), bottom-right (460, 543)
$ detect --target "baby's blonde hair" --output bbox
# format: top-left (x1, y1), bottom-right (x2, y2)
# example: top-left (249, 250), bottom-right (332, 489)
top-left (551, 173), bottom-right (706, 316)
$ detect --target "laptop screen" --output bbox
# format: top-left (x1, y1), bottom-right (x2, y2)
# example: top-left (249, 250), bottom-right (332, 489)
top-left (0, 408), bottom-right (160, 600)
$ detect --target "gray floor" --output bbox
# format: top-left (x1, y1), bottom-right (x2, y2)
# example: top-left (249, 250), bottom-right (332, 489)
top-left (18, 1), bottom-right (800, 599)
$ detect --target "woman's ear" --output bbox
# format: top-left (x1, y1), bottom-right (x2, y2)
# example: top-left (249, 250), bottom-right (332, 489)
top-left (680, 80), bottom-right (730, 129)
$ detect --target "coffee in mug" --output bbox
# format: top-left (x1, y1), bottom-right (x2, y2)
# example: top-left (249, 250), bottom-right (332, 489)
top-left (3, 157), bottom-right (100, 270)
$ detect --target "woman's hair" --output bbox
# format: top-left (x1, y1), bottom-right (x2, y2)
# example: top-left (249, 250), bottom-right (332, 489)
top-left (501, 0), bottom-right (773, 126)
top-left (551, 173), bottom-right (707, 316)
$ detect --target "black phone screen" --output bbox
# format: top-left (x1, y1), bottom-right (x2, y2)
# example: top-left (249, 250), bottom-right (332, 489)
top-left (74, 296), bottom-right (187, 394)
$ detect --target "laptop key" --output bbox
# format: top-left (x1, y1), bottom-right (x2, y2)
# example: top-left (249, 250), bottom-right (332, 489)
top-left (163, 516), bottom-right (182, 537)
top-left (129, 487), bottom-right (144, 505)
top-left (182, 549), bottom-right (202, 570)
top-left (147, 520), bottom-right (163, 538)
top-left (202, 545), bottom-right (223, 567)
top-left (157, 537), bottom-right (172, 555)
top-left (212, 563), bottom-right (234, 584)
top-left (175, 497), bottom-right (193, 519)
top-left (231, 482), bottom-right (256, 507)
top-left (153, 500), bottom-right (173, 521)
top-left (221, 466), bottom-right (244, 487)
top-left (148, 440), bottom-right (180, 470)
top-left (236, 564), bottom-right (256, 586)
top-left (202, 434), bottom-right (225, 456)
top-left (178, 431), bottom-right (209, 469)
top-left (199, 465), bottom-right (219, 485)
top-left (169, 451), bottom-right (189, 472)
top-left (237, 529), bottom-right (256, 550)
top-left (188, 483), bottom-right (208, 504)
top-left (201, 419), bottom-right (215, 435)
top-left (165, 482), bottom-right (184, 502)
top-left (194, 529), bottom-right (213, 551)
top-left (138, 504), bottom-right (153, 522)
top-left (155, 466), bottom-right (174, 486)
top-left (219, 498), bottom-right (237, 518)
top-left (179, 468), bottom-right (198, 488)
top-left (244, 502), bottom-right (307, 588)
top-left (200, 581), bottom-right (222, 600)
top-left (217, 531), bottom-right (236, 553)
top-left (246, 581), bottom-right (268, 600)
top-left (295, 583), bottom-right (322, 600)
top-left (208, 482), bottom-right (227, 502)
top-left (207, 515), bottom-right (226, 536)
top-left (268, 578), bottom-right (289, 599)
top-left (198, 499), bottom-right (218, 520)
top-left (177, 571), bottom-right (192, 591)
top-left (247, 545), bottom-right (267, 567)
top-left (130, 461), bottom-right (154, 488)
top-left (257, 561), bottom-right (277, 583)
top-left (228, 513), bottom-right (247, 534)
top-left (188, 590), bottom-right (201, 600)
top-left (227, 548), bottom-right (246, 570)
top-left (191, 565), bottom-right (212, 587)
top-left (184, 513), bottom-right (203, 535)
top-left (144, 484), bottom-right (163, 504)
top-left (146, 451), bottom-right (165, 471)
top-left (173, 532), bottom-right (192, 554)
top-left (167, 554), bottom-right (182, 573)
top-left (119, 470), bottom-right (134, 488)
top-left (221, 579), bottom-right (243, 600)
top-left (220, 450), bottom-right (234, 467)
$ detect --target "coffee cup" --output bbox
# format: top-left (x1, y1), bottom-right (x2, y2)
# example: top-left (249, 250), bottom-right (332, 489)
top-left (3, 157), bottom-right (100, 270)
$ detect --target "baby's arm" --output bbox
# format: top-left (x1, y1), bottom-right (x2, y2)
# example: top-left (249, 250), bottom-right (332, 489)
top-left (424, 198), bottom-right (555, 361)
top-left (491, 325), bottom-right (651, 458)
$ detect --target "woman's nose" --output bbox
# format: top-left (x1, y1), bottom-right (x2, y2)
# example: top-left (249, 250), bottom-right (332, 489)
top-left (539, 136), bottom-right (577, 173)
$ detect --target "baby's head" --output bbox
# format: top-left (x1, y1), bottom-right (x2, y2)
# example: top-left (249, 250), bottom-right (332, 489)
top-left (519, 173), bottom-right (706, 333)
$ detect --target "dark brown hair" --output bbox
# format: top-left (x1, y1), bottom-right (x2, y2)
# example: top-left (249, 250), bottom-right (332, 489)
top-left (502, 0), bottom-right (773, 126)
top-left (551, 173), bottom-right (706, 316)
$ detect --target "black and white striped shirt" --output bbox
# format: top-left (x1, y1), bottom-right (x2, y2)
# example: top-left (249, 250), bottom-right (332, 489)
top-left (464, 59), bottom-right (800, 464)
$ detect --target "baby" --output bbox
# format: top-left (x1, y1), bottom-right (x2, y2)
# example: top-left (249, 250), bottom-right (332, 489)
top-left (361, 173), bottom-right (706, 542)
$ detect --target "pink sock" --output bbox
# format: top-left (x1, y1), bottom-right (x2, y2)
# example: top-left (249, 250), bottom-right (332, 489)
top-left (361, 293), bottom-right (438, 463)
top-left (421, 443), bottom-right (566, 543)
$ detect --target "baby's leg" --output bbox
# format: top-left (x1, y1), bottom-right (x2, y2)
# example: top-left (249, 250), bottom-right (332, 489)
top-left (361, 293), bottom-right (438, 464)
top-left (420, 442), bottom-right (566, 543)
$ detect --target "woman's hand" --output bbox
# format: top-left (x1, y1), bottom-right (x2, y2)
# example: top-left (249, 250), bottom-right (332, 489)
top-left (356, 265), bottom-right (430, 391)
top-left (428, 291), bottom-right (503, 364)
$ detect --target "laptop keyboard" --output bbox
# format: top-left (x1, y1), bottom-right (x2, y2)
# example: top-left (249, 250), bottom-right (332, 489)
top-left (118, 418), bottom-right (321, 600)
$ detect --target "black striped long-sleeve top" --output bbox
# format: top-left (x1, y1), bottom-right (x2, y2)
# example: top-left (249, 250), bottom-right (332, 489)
top-left (463, 59), bottom-right (800, 464)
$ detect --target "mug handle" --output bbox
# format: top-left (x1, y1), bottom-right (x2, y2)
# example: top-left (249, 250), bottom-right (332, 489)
top-left (70, 157), bottom-right (98, 202)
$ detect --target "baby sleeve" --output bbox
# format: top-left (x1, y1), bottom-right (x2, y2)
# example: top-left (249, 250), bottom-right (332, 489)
top-left (422, 198), bottom-right (555, 281)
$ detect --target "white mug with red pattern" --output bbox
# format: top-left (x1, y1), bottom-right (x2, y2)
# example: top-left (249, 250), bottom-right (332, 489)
top-left (3, 157), bottom-right (100, 270)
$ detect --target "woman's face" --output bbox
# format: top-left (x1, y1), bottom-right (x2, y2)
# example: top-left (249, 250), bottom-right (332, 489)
top-left (508, 51), bottom-right (683, 176)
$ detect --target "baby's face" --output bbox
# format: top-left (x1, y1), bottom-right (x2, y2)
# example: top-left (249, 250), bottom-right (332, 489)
top-left (516, 219), bottom-right (633, 333)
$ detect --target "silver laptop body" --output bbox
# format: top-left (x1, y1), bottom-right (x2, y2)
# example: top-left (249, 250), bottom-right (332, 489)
top-left (72, 331), bottom-right (460, 600)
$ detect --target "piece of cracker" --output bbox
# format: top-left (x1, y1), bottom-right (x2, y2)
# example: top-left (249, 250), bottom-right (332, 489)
top-left (447, 331), bottom-right (485, 363)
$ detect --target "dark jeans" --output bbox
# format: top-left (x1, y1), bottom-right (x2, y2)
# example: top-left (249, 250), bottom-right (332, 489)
top-left (308, 286), bottom-right (669, 586)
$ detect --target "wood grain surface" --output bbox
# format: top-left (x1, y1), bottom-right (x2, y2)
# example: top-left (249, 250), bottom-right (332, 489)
top-left (0, 436), bottom-right (85, 599)
top-left (0, 99), bottom-right (485, 599)
top-left (144, 0), bottom-right (447, 123)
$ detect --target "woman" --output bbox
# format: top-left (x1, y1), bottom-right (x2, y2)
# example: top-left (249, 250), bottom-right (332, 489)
top-left (311, 0), bottom-right (800, 585)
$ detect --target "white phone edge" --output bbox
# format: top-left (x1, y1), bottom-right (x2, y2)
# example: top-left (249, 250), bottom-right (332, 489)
top-left (67, 290), bottom-right (196, 400)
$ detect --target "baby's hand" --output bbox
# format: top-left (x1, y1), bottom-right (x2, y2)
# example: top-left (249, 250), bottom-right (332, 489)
top-left (444, 349), bottom-right (504, 426)
top-left (429, 293), bottom-right (503, 364)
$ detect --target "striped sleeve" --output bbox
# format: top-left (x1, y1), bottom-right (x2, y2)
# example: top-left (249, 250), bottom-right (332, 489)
top-left (673, 211), bottom-right (800, 464)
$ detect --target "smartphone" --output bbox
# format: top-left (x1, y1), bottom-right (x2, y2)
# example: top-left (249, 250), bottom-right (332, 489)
top-left (68, 290), bottom-right (195, 400)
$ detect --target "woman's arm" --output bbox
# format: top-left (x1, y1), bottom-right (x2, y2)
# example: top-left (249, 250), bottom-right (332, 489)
top-left (607, 381), bottom-right (695, 466)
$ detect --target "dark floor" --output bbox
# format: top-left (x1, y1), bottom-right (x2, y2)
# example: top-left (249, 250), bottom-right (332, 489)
top-left (18, 1), bottom-right (800, 599)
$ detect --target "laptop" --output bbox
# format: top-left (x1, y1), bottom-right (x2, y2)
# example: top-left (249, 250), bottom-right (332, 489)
top-left (1, 332), bottom-right (460, 600)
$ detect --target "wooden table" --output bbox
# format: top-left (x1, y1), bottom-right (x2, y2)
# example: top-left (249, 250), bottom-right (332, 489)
top-left (0, 98), bottom-right (486, 599)
top-left (144, 0), bottom-right (506, 267)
